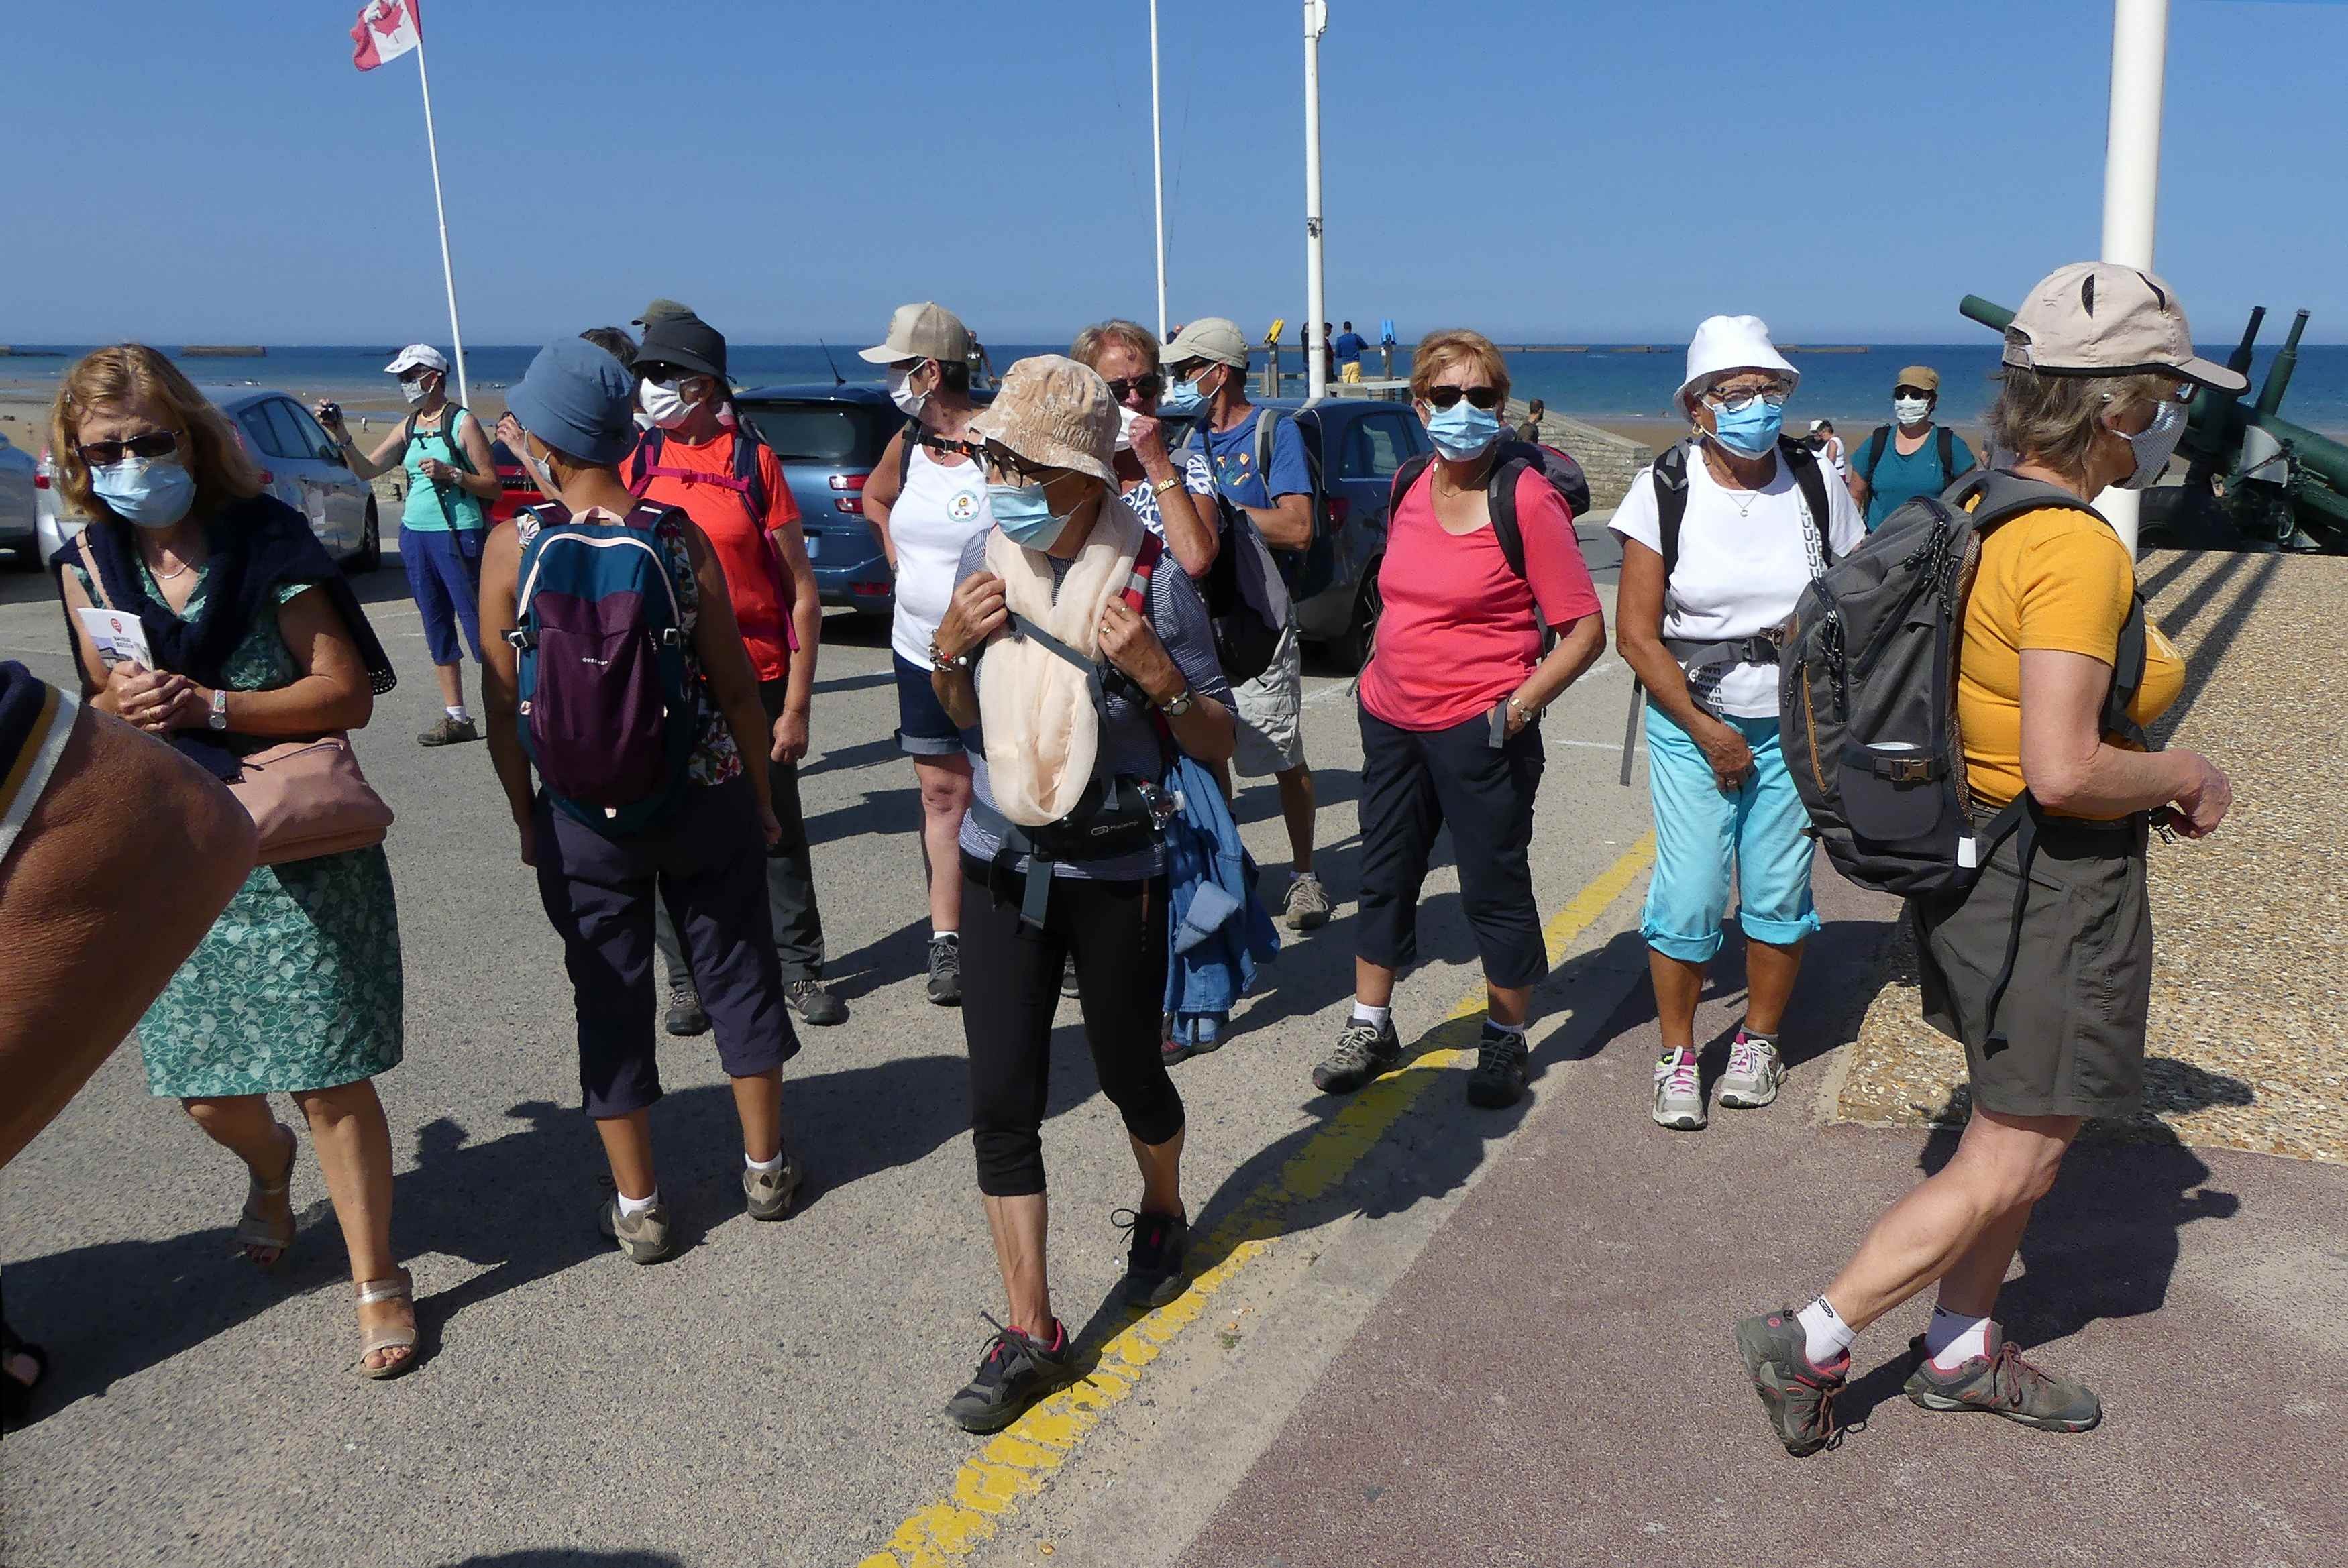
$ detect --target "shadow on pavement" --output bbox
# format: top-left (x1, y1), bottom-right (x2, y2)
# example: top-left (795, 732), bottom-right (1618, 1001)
top-left (443, 1553), bottom-right (688, 1567)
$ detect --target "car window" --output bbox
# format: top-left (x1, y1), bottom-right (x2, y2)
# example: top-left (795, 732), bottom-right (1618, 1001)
top-left (236, 407), bottom-right (284, 460)
top-left (735, 402), bottom-right (895, 467)
top-left (1346, 412), bottom-right (1412, 480)
top-left (282, 400), bottom-right (338, 461)
top-left (263, 401), bottom-right (316, 463)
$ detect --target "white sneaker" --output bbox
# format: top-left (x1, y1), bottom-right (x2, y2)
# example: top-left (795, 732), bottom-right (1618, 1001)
top-left (1717, 1033), bottom-right (1784, 1109)
top-left (1652, 1049), bottom-right (1707, 1131)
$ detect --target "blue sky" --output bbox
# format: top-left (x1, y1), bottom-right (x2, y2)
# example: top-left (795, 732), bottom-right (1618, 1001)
top-left (9, 0), bottom-right (2344, 345)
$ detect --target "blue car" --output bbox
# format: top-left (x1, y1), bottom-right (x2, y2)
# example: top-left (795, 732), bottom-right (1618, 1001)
top-left (732, 384), bottom-right (907, 621)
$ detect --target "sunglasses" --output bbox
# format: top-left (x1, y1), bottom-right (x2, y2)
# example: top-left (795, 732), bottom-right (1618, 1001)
top-left (1424, 385), bottom-right (1504, 411)
top-left (635, 363), bottom-right (702, 384)
top-left (78, 430), bottom-right (180, 466)
top-left (1893, 385), bottom-right (1935, 400)
top-left (1104, 374), bottom-right (1164, 401)
top-left (984, 450), bottom-right (1061, 486)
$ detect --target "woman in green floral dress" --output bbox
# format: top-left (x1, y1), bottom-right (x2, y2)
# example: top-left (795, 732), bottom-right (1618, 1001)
top-left (52, 346), bottom-right (416, 1379)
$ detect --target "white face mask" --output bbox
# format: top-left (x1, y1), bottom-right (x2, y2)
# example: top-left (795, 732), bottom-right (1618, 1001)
top-left (1114, 403), bottom-right (1140, 453)
top-left (639, 376), bottom-right (699, 431)
top-left (888, 362), bottom-right (930, 419)
top-left (1892, 395), bottom-right (1933, 427)
top-left (399, 374), bottom-right (433, 406)
top-left (519, 435), bottom-right (558, 495)
top-left (2109, 398), bottom-right (2186, 490)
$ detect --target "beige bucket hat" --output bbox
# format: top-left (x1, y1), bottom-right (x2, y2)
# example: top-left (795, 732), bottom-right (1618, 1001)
top-left (2001, 262), bottom-right (2247, 392)
top-left (967, 355), bottom-right (1118, 484)
top-left (859, 301), bottom-right (973, 366)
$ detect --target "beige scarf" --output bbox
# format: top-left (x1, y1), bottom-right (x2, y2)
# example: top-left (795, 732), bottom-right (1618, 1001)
top-left (977, 501), bottom-right (1145, 826)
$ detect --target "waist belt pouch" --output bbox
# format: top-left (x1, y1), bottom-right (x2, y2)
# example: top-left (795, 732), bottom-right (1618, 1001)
top-left (1841, 740), bottom-right (1948, 846)
top-left (1021, 776), bottom-right (1163, 862)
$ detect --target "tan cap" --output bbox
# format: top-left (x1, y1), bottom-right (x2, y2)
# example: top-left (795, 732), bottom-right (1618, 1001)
top-left (632, 297), bottom-right (693, 328)
top-left (1163, 317), bottom-right (1250, 370)
top-left (1894, 364), bottom-right (1941, 393)
top-left (967, 355), bottom-right (1118, 485)
top-left (859, 301), bottom-right (973, 366)
top-left (2000, 262), bottom-right (2247, 392)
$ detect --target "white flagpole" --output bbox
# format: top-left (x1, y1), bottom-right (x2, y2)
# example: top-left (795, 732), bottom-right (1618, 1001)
top-left (410, 5), bottom-right (470, 407)
top-left (1303, 0), bottom-right (1328, 403)
top-left (2096, 0), bottom-right (2167, 554)
top-left (1149, 0), bottom-right (1168, 341)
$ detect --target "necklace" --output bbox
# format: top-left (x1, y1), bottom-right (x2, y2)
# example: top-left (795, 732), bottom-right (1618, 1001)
top-left (144, 547), bottom-right (197, 582)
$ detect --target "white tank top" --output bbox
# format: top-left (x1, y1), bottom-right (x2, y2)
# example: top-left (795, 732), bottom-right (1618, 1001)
top-left (889, 440), bottom-right (994, 667)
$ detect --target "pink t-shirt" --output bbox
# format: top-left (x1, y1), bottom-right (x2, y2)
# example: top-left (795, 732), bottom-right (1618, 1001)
top-left (1358, 465), bottom-right (1602, 732)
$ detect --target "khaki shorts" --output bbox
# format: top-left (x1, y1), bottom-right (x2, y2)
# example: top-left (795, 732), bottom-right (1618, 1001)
top-left (1913, 814), bottom-right (2151, 1120)
top-left (1232, 620), bottom-right (1306, 779)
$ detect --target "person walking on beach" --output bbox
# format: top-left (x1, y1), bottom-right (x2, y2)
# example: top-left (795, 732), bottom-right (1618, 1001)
top-left (1808, 418), bottom-right (1848, 480)
top-left (622, 311), bottom-right (844, 1033)
top-left (1318, 331), bottom-right (1605, 1109)
top-left (1848, 365), bottom-right (1977, 531)
top-left (925, 355), bottom-right (1235, 1431)
top-left (1334, 321), bottom-right (1369, 384)
top-left (1514, 398), bottom-right (1546, 445)
top-left (54, 345), bottom-right (417, 1378)
top-left (1736, 264), bottom-right (2236, 1457)
top-left (1162, 317), bottom-right (1330, 933)
top-left (480, 338), bottom-right (804, 1263)
top-left (317, 345), bottom-right (496, 746)
top-left (859, 302), bottom-right (995, 1007)
top-left (1611, 316), bottom-right (1864, 1131)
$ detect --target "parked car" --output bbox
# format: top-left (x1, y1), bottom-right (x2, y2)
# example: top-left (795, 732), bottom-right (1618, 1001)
top-left (487, 440), bottom-right (545, 524)
top-left (36, 387), bottom-right (380, 572)
top-left (0, 431), bottom-right (36, 566)
top-left (731, 384), bottom-right (911, 622)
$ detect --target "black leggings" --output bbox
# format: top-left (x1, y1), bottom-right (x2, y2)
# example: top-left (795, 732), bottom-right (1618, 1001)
top-left (960, 854), bottom-right (1183, 1198)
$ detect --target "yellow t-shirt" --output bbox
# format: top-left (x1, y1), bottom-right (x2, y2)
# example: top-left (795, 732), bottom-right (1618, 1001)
top-left (1957, 506), bottom-right (2184, 816)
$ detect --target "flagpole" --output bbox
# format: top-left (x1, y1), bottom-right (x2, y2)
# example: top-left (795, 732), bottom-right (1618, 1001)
top-left (410, 5), bottom-right (469, 407)
top-left (1149, 0), bottom-right (1168, 341)
top-left (1302, 0), bottom-right (1328, 403)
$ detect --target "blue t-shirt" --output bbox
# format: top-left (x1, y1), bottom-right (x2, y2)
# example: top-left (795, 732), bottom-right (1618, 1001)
top-left (1332, 331), bottom-right (1368, 366)
top-left (1202, 406), bottom-right (1312, 511)
top-left (1860, 425), bottom-right (1977, 530)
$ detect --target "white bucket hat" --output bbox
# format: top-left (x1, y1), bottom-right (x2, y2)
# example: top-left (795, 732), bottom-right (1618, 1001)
top-left (383, 343), bottom-right (450, 377)
top-left (1676, 315), bottom-right (1798, 417)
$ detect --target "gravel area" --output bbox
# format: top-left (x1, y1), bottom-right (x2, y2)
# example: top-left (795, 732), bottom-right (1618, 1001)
top-left (1835, 547), bottom-right (2348, 1164)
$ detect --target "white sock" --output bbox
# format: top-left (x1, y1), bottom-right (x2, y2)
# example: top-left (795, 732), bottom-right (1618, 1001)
top-left (616, 1188), bottom-right (660, 1219)
top-left (1924, 1306), bottom-right (1994, 1369)
top-left (1483, 1019), bottom-right (1528, 1042)
top-left (445, 705), bottom-right (471, 723)
top-left (745, 1150), bottom-right (784, 1175)
top-left (932, 929), bottom-right (957, 944)
top-left (1351, 1001), bottom-right (1391, 1029)
top-left (1795, 1294), bottom-right (1855, 1365)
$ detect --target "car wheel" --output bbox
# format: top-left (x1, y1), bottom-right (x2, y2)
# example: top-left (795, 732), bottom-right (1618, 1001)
top-left (352, 496), bottom-right (382, 574)
top-left (1328, 557), bottom-right (1383, 673)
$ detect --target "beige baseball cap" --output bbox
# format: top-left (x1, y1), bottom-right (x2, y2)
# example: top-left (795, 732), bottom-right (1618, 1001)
top-left (1894, 364), bottom-right (1941, 393)
top-left (859, 301), bottom-right (973, 366)
top-left (966, 355), bottom-right (1118, 485)
top-left (2000, 262), bottom-right (2247, 392)
top-left (1163, 317), bottom-right (1250, 370)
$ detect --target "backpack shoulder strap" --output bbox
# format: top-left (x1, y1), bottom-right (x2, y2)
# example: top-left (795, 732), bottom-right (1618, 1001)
top-left (898, 420), bottom-right (920, 488)
top-left (1935, 424), bottom-right (1956, 480)
top-left (626, 429), bottom-right (662, 497)
top-left (730, 419), bottom-right (769, 518)
top-left (1860, 425), bottom-right (1892, 482)
top-left (1388, 452), bottom-right (1434, 522)
top-left (1781, 437), bottom-right (1835, 569)
top-left (1652, 440), bottom-right (1693, 582)
top-left (1254, 408), bottom-right (1278, 478)
top-left (1487, 457), bottom-right (1530, 581)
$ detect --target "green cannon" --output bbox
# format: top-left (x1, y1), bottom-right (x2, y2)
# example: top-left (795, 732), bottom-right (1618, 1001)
top-left (1960, 294), bottom-right (2348, 553)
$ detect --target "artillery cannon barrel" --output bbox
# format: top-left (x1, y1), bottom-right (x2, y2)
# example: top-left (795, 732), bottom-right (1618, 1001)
top-left (2244, 408), bottom-right (2348, 494)
top-left (2226, 306), bottom-right (2267, 378)
top-left (1959, 295), bottom-right (2015, 333)
top-left (2255, 309), bottom-right (2309, 417)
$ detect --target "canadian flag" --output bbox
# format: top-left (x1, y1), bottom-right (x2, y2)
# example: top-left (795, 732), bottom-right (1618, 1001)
top-left (351, 0), bottom-right (420, 71)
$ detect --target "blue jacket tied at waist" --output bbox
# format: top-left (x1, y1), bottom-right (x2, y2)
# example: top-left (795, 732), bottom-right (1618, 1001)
top-left (1161, 751), bottom-right (1279, 1026)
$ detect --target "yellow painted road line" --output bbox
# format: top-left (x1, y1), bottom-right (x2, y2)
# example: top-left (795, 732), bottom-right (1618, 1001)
top-left (858, 834), bottom-right (1656, 1568)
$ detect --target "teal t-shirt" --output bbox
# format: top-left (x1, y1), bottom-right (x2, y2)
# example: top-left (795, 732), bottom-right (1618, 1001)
top-left (1858, 425), bottom-right (1977, 530)
top-left (398, 407), bottom-right (488, 534)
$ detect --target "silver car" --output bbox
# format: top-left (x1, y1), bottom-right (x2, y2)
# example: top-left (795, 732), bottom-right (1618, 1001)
top-left (34, 387), bottom-right (380, 571)
top-left (0, 430), bottom-right (36, 565)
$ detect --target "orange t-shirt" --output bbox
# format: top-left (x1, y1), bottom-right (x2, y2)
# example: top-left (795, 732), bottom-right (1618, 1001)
top-left (632, 431), bottom-right (800, 683)
top-left (1957, 506), bottom-right (2184, 816)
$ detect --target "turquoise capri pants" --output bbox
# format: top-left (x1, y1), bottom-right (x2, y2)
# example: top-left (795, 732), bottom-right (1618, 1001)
top-left (1641, 703), bottom-right (1821, 963)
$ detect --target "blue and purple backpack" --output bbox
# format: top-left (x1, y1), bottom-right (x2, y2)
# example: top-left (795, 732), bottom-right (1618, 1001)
top-left (509, 501), bottom-right (698, 835)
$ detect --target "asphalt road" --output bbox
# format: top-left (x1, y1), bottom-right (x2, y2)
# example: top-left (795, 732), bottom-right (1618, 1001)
top-left (0, 531), bottom-right (1666, 1568)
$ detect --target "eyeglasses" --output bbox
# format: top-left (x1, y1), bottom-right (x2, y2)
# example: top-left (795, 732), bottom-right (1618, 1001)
top-left (1892, 385), bottom-right (1935, 400)
top-left (1104, 374), bottom-right (1164, 401)
top-left (984, 450), bottom-right (1059, 486)
top-left (1424, 385), bottom-right (1504, 411)
top-left (1703, 385), bottom-right (1792, 414)
top-left (77, 431), bottom-right (180, 466)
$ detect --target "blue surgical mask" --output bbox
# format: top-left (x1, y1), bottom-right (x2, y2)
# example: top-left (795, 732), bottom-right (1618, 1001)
top-left (1425, 401), bottom-right (1503, 462)
top-left (1705, 397), bottom-right (1786, 459)
top-left (988, 480), bottom-right (1072, 550)
top-left (1157, 371), bottom-right (1208, 417)
top-left (91, 455), bottom-right (197, 530)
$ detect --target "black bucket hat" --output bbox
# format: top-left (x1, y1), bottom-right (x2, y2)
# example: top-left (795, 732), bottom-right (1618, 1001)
top-left (636, 313), bottom-right (728, 382)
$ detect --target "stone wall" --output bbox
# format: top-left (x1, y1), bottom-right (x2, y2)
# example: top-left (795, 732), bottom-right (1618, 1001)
top-left (1506, 400), bottom-right (1652, 511)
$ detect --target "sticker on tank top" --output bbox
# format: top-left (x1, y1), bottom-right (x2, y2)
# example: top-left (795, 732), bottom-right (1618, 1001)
top-left (948, 488), bottom-right (981, 522)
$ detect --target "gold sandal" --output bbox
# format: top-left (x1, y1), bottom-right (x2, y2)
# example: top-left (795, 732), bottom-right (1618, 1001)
top-left (233, 1125), bottom-right (299, 1268)
top-left (354, 1268), bottom-right (419, 1381)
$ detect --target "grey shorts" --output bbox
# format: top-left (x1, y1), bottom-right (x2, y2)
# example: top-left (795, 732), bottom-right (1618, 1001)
top-left (1232, 620), bottom-right (1305, 779)
top-left (1912, 814), bottom-right (2151, 1120)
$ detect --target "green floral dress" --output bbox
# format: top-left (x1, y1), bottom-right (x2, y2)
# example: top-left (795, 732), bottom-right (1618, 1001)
top-left (71, 560), bottom-right (405, 1098)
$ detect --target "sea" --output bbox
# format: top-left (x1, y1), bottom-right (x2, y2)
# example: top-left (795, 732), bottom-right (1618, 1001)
top-left (5, 341), bottom-right (2344, 433)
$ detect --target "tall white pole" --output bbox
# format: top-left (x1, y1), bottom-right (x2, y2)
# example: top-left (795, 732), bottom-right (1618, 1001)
top-left (1150, 0), bottom-right (1168, 341)
top-left (411, 8), bottom-right (470, 408)
top-left (1303, 0), bottom-right (1328, 403)
top-left (2097, 0), bottom-right (2167, 553)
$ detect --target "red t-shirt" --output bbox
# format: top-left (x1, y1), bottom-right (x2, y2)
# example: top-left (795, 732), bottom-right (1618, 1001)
top-left (631, 430), bottom-right (801, 683)
top-left (1358, 465), bottom-right (1601, 732)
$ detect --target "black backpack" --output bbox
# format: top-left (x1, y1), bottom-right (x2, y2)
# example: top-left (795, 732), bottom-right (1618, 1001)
top-left (1173, 423), bottom-right (1295, 687)
top-left (1387, 438), bottom-right (1591, 653)
top-left (1860, 423), bottom-right (1958, 489)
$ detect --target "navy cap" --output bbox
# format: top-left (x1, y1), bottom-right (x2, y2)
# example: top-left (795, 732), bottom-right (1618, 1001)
top-left (508, 337), bottom-right (638, 467)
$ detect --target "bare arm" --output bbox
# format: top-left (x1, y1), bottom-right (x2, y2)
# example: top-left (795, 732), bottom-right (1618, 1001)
top-left (930, 569), bottom-right (1007, 730)
top-left (2019, 648), bottom-right (2229, 830)
top-left (862, 428), bottom-right (905, 571)
top-left (476, 522), bottom-right (538, 849)
top-left (453, 413), bottom-right (501, 502)
top-left (769, 510), bottom-right (822, 763)
top-left (1246, 492), bottom-right (1314, 552)
top-left (1128, 418), bottom-right (1218, 576)
top-left (321, 412), bottom-right (408, 483)
top-left (1614, 539), bottom-right (1754, 788)
top-left (1511, 610), bottom-right (1607, 724)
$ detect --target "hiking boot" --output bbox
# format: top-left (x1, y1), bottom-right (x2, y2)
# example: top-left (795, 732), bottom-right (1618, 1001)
top-left (1312, 1015), bottom-right (1401, 1095)
top-left (1282, 872), bottom-right (1331, 932)
top-left (598, 1196), bottom-right (674, 1264)
top-left (1652, 1048), bottom-right (1707, 1131)
top-left (1116, 1207), bottom-right (1191, 1308)
top-left (1735, 1309), bottom-right (1850, 1457)
top-left (1903, 1334), bottom-right (2103, 1432)
top-left (417, 714), bottom-right (480, 747)
top-left (1466, 1026), bottom-right (1530, 1109)
top-left (1717, 1033), bottom-right (1784, 1109)
top-left (743, 1152), bottom-right (805, 1221)
top-left (786, 977), bottom-right (848, 1027)
top-left (1060, 955), bottom-right (1081, 999)
top-left (664, 984), bottom-right (710, 1038)
top-left (926, 935), bottom-right (962, 1006)
top-left (945, 1317), bottom-right (1074, 1434)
